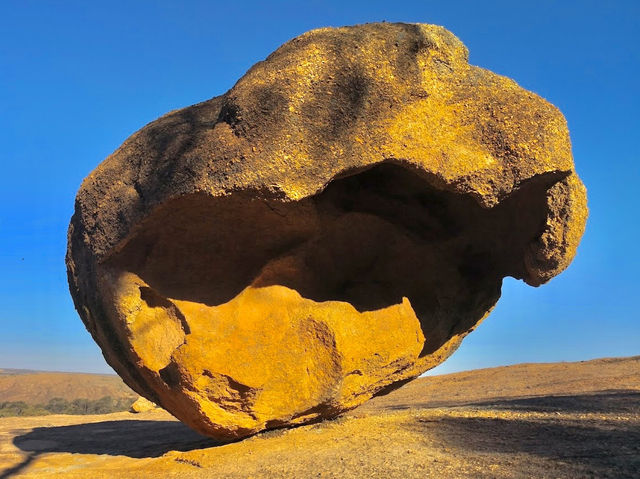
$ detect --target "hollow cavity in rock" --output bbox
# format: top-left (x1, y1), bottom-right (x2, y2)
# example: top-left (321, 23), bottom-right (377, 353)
top-left (105, 162), bottom-right (564, 359)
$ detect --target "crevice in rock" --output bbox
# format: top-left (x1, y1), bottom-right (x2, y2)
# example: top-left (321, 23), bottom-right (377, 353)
top-left (139, 286), bottom-right (191, 335)
top-left (200, 370), bottom-right (259, 418)
top-left (159, 362), bottom-right (181, 389)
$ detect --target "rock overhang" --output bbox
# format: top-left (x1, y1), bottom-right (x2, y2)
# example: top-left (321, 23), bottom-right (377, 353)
top-left (66, 22), bottom-right (588, 439)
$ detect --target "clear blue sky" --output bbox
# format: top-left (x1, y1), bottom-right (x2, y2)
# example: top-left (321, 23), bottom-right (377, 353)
top-left (1, 1), bottom-right (638, 374)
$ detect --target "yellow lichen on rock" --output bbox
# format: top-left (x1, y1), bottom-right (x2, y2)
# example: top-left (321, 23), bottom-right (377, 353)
top-left (66, 22), bottom-right (587, 439)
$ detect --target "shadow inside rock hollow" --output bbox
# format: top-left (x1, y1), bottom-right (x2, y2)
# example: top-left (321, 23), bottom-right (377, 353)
top-left (108, 162), bottom-right (562, 357)
top-left (12, 419), bottom-right (219, 459)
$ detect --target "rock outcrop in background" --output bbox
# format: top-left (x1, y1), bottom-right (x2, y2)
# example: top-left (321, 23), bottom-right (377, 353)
top-left (130, 396), bottom-right (159, 413)
top-left (66, 22), bottom-right (587, 440)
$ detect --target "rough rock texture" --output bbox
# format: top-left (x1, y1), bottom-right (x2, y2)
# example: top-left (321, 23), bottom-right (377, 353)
top-left (130, 397), bottom-right (158, 413)
top-left (66, 22), bottom-right (588, 440)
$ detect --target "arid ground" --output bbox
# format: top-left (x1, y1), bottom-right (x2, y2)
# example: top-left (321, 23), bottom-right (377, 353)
top-left (1, 356), bottom-right (638, 478)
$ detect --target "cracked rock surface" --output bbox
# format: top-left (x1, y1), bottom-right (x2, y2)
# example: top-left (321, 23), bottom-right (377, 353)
top-left (66, 22), bottom-right (587, 440)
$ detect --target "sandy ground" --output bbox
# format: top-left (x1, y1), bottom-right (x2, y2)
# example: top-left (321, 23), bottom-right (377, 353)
top-left (1, 356), bottom-right (638, 478)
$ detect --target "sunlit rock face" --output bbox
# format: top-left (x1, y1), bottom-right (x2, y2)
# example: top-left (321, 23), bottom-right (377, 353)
top-left (66, 23), bottom-right (587, 440)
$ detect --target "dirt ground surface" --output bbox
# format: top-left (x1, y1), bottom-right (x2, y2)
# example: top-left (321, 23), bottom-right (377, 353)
top-left (1, 356), bottom-right (638, 478)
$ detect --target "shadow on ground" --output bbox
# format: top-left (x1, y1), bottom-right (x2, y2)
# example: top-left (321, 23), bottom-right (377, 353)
top-left (469, 390), bottom-right (640, 414)
top-left (4, 419), bottom-right (219, 478)
top-left (13, 420), bottom-right (218, 458)
top-left (384, 389), bottom-right (640, 413)
top-left (406, 391), bottom-right (640, 477)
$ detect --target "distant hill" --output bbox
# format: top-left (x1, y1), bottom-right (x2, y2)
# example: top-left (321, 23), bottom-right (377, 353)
top-left (0, 370), bottom-right (137, 404)
top-left (0, 368), bottom-right (41, 376)
top-left (365, 355), bottom-right (640, 411)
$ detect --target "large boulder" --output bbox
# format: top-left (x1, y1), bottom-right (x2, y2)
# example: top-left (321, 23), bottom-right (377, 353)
top-left (66, 23), bottom-right (587, 440)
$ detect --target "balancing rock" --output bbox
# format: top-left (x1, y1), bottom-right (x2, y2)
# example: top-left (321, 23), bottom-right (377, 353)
top-left (66, 23), bottom-right (587, 439)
